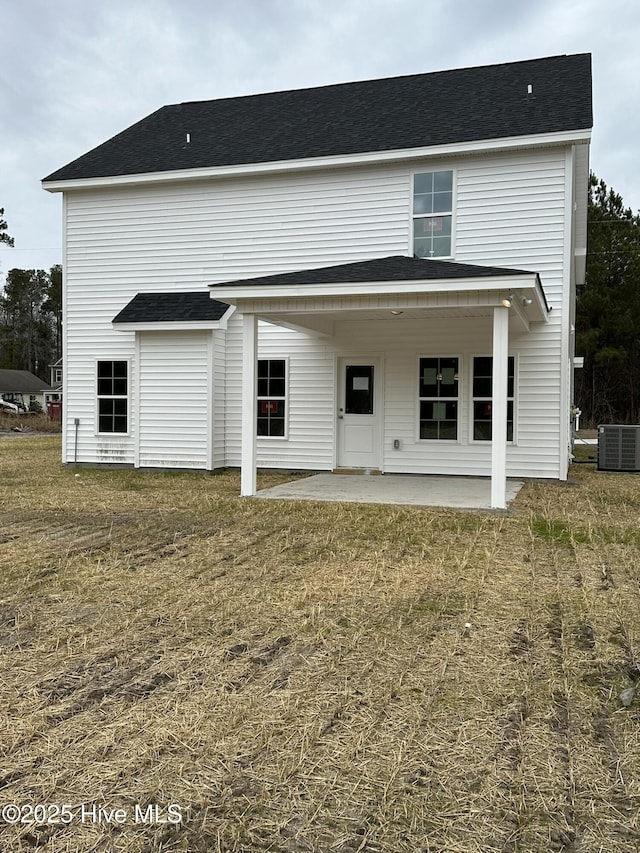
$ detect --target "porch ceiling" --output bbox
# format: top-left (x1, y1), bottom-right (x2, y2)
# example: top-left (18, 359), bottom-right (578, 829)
top-left (260, 303), bottom-right (533, 338)
top-left (263, 301), bottom-right (531, 324)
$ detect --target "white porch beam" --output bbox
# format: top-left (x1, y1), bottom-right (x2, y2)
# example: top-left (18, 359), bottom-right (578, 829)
top-left (241, 312), bottom-right (258, 496)
top-left (508, 296), bottom-right (530, 333)
top-left (491, 306), bottom-right (509, 509)
top-left (260, 314), bottom-right (334, 338)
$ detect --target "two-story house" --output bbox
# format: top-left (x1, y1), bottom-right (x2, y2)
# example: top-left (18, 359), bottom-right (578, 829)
top-left (42, 54), bottom-right (592, 507)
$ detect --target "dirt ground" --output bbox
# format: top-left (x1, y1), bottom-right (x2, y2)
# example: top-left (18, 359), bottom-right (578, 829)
top-left (0, 438), bottom-right (639, 852)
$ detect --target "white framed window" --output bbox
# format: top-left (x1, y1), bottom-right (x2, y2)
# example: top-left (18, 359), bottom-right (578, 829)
top-left (413, 170), bottom-right (453, 258)
top-left (257, 359), bottom-right (287, 438)
top-left (472, 356), bottom-right (515, 442)
top-left (418, 356), bottom-right (459, 440)
top-left (97, 360), bottom-right (128, 434)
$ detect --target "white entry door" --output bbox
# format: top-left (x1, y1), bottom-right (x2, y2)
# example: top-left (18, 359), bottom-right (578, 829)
top-left (336, 359), bottom-right (381, 469)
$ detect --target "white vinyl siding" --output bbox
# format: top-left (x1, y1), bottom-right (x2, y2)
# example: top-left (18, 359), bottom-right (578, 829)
top-left (331, 317), bottom-right (561, 478)
top-left (455, 151), bottom-right (566, 302)
top-left (62, 165), bottom-right (410, 465)
top-left (65, 168), bottom-right (410, 287)
top-left (224, 314), bottom-right (335, 471)
top-left (137, 332), bottom-right (211, 469)
top-left (213, 331), bottom-right (227, 469)
top-left (61, 146), bottom-right (572, 479)
top-left (220, 316), bottom-right (562, 479)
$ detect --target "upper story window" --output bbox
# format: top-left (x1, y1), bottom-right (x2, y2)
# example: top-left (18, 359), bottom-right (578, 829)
top-left (413, 170), bottom-right (453, 258)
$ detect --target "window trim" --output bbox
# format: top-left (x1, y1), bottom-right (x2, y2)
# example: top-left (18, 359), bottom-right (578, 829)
top-left (416, 354), bottom-right (461, 443)
top-left (256, 356), bottom-right (289, 440)
top-left (95, 359), bottom-right (130, 436)
top-left (411, 168), bottom-right (456, 260)
top-left (470, 354), bottom-right (517, 444)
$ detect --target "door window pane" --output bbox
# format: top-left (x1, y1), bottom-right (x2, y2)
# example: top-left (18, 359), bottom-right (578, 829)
top-left (345, 366), bottom-right (374, 414)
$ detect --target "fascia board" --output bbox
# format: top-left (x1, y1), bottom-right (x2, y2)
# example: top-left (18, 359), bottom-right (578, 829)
top-left (209, 274), bottom-right (542, 301)
top-left (42, 129), bottom-right (593, 193)
top-left (112, 320), bottom-right (225, 332)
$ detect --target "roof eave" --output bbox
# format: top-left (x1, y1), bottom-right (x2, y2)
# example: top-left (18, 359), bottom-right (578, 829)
top-left (210, 274), bottom-right (549, 323)
top-left (42, 128), bottom-right (592, 193)
top-left (112, 305), bottom-right (235, 332)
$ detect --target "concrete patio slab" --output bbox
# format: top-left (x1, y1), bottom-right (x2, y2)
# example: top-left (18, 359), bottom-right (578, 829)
top-left (256, 473), bottom-right (525, 510)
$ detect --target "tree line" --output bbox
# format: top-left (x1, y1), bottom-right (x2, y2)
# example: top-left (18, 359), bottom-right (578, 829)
top-left (1, 208), bottom-right (62, 380)
top-left (0, 265), bottom-right (62, 379)
top-left (575, 174), bottom-right (640, 425)
top-left (2, 178), bottom-right (640, 422)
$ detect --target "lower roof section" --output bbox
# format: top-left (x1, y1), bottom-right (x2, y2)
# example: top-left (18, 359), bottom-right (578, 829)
top-left (113, 291), bottom-right (232, 331)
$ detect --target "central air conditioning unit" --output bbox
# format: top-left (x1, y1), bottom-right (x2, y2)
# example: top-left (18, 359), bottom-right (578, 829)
top-left (598, 425), bottom-right (640, 472)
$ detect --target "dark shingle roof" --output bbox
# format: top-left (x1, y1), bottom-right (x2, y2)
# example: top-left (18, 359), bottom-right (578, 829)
top-left (0, 369), bottom-right (52, 393)
top-left (209, 255), bottom-right (538, 289)
top-left (44, 54), bottom-right (592, 183)
top-left (112, 292), bottom-right (229, 324)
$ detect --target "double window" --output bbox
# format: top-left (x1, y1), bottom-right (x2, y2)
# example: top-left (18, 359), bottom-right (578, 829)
top-left (472, 356), bottom-right (515, 441)
top-left (413, 170), bottom-right (453, 258)
top-left (418, 357), bottom-right (459, 440)
top-left (417, 356), bottom-right (516, 442)
top-left (97, 360), bottom-right (128, 433)
top-left (257, 359), bottom-right (286, 437)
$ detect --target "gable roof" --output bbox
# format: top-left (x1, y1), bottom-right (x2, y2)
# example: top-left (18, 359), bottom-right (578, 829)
top-left (209, 256), bottom-right (550, 324)
top-left (0, 369), bottom-right (52, 393)
top-left (44, 54), bottom-right (592, 183)
top-left (209, 255), bottom-right (540, 288)
top-left (112, 292), bottom-right (229, 324)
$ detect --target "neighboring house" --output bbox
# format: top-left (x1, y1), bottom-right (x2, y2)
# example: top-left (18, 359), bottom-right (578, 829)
top-left (49, 358), bottom-right (63, 391)
top-left (45, 358), bottom-right (63, 418)
top-left (0, 369), bottom-right (52, 412)
top-left (42, 54), bottom-right (592, 508)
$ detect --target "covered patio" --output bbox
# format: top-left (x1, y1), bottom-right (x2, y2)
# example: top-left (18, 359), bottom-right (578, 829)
top-left (210, 256), bottom-right (549, 510)
top-left (255, 472), bottom-right (525, 510)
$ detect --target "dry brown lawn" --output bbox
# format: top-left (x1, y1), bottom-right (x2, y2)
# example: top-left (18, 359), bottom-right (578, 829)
top-left (1, 437), bottom-right (639, 852)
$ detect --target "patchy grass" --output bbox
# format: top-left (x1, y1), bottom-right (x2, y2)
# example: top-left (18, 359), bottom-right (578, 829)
top-left (1, 438), bottom-right (639, 852)
top-left (0, 412), bottom-right (62, 435)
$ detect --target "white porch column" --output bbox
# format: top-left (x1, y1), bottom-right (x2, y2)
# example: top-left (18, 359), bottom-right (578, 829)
top-left (491, 306), bottom-right (509, 509)
top-left (241, 312), bottom-right (257, 496)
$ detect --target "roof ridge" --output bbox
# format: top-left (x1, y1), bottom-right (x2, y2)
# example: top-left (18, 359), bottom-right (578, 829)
top-left (168, 53), bottom-right (587, 109)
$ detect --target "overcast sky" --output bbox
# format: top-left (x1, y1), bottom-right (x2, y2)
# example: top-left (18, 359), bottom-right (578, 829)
top-left (1, 0), bottom-right (639, 275)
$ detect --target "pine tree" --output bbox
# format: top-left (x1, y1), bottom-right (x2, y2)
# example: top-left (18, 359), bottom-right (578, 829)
top-left (0, 207), bottom-right (14, 247)
top-left (575, 174), bottom-right (640, 423)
